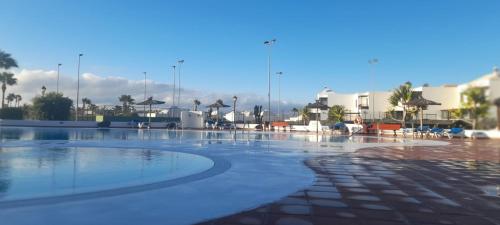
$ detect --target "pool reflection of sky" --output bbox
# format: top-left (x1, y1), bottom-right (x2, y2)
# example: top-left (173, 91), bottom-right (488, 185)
top-left (0, 147), bottom-right (213, 200)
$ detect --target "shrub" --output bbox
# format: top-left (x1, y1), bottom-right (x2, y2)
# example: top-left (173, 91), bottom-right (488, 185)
top-left (0, 107), bottom-right (23, 120)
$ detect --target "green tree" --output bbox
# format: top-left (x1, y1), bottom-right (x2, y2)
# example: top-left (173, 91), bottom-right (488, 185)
top-left (193, 99), bottom-right (201, 111)
top-left (0, 50), bottom-right (18, 69)
top-left (6, 93), bottom-right (15, 107)
top-left (0, 51), bottom-right (18, 109)
top-left (494, 98), bottom-right (500, 130)
top-left (328, 105), bottom-right (346, 123)
top-left (15, 94), bottom-right (21, 107)
top-left (81, 97), bottom-right (92, 118)
top-left (118, 94), bottom-right (135, 114)
top-left (32, 92), bottom-right (73, 120)
top-left (292, 108), bottom-right (299, 116)
top-left (462, 87), bottom-right (490, 130)
top-left (299, 107), bottom-right (310, 125)
top-left (0, 72), bottom-right (17, 108)
top-left (388, 81), bottom-right (413, 127)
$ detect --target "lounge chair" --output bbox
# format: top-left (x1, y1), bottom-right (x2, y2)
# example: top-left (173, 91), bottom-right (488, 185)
top-left (429, 127), bottom-right (444, 138)
top-left (401, 128), bottom-right (414, 137)
top-left (445, 127), bottom-right (465, 139)
top-left (416, 126), bottom-right (430, 137)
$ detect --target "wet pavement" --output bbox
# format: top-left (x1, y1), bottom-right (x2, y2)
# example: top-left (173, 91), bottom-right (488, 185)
top-left (198, 139), bottom-right (500, 225)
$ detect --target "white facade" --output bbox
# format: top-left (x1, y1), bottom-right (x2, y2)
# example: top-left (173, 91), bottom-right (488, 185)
top-left (317, 67), bottom-right (500, 121)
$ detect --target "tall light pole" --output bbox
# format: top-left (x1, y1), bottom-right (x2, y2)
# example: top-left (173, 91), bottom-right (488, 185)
top-left (75, 53), bottom-right (83, 121)
top-left (264, 39), bottom-right (276, 128)
top-left (57, 63), bottom-right (62, 94)
top-left (177, 60), bottom-right (184, 106)
top-left (276, 72), bottom-right (283, 121)
top-left (143, 72), bottom-right (147, 118)
top-left (368, 58), bottom-right (379, 134)
top-left (233, 96), bottom-right (238, 131)
top-left (172, 65), bottom-right (176, 106)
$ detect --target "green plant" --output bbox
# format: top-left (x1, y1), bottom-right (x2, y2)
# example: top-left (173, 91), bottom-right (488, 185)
top-left (299, 107), bottom-right (310, 125)
top-left (461, 87), bottom-right (490, 130)
top-left (388, 81), bottom-right (413, 127)
top-left (32, 92), bottom-right (73, 120)
top-left (0, 107), bottom-right (23, 120)
top-left (328, 105), bottom-right (346, 123)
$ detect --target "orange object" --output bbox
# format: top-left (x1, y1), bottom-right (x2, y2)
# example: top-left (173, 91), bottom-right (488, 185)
top-left (272, 122), bottom-right (289, 127)
top-left (367, 123), bottom-right (401, 131)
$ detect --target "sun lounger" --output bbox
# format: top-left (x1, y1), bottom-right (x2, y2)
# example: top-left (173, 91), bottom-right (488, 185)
top-left (429, 127), bottom-right (444, 138)
top-left (416, 126), bottom-right (430, 137)
top-left (445, 127), bottom-right (465, 139)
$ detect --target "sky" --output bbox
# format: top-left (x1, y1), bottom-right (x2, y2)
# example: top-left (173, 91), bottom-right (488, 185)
top-left (1, 0), bottom-right (499, 109)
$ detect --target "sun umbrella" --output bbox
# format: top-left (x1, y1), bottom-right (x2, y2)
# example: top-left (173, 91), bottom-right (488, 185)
top-left (404, 97), bottom-right (441, 130)
top-left (136, 97), bottom-right (166, 123)
top-left (206, 99), bottom-right (230, 123)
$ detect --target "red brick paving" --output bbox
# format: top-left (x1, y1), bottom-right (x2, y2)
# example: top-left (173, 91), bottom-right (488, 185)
top-left (198, 139), bottom-right (500, 225)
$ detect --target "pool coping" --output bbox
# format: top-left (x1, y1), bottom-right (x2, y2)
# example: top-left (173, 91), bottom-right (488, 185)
top-left (0, 150), bottom-right (231, 209)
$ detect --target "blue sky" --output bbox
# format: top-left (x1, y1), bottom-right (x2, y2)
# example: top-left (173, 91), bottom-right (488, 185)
top-left (1, 0), bottom-right (499, 104)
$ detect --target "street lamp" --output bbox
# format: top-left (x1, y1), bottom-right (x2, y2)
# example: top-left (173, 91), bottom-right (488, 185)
top-left (143, 72), bottom-right (147, 119)
top-left (177, 60), bottom-right (184, 106)
top-left (41, 86), bottom-right (46, 96)
top-left (276, 72), bottom-right (283, 121)
top-left (264, 38), bottom-right (276, 129)
top-left (172, 65), bottom-right (176, 106)
top-left (57, 63), bottom-right (62, 94)
top-left (75, 53), bottom-right (83, 121)
top-left (368, 58), bottom-right (379, 135)
top-left (233, 95), bottom-right (238, 131)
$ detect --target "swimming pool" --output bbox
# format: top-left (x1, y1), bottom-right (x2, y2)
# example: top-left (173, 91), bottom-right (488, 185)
top-left (0, 127), bottom-right (445, 225)
top-left (0, 146), bottom-right (213, 201)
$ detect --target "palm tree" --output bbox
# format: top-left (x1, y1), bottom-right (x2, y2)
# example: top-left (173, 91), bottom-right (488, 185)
top-left (89, 104), bottom-right (98, 116)
top-left (118, 95), bottom-right (135, 114)
top-left (82, 98), bottom-right (91, 117)
top-left (0, 72), bottom-right (17, 108)
top-left (462, 87), bottom-right (489, 130)
top-left (41, 86), bottom-right (47, 96)
top-left (0, 50), bottom-right (18, 108)
top-left (328, 105), bottom-right (346, 123)
top-left (494, 98), bottom-right (500, 130)
top-left (15, 94), bottom-right (22, 107)
top-left (0, 50), bottom-right (18, 69)
top-left (292, 108), bottom-right (299, 116)
top-left (299, 107), bottom-right (310, 125)
top-left (388, 81), bottom-right (413, 128)
top-left (6, 93), bottom-right (15, 107)
top-left (193, 99), bottom-right (201, 111)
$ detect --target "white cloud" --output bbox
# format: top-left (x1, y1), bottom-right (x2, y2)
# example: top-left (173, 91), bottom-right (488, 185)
top-left (8, 69), bottom-right (304, 112)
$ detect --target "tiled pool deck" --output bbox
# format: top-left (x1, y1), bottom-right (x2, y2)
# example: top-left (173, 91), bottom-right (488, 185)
top-left (199, 139), bottom-right (500, 225)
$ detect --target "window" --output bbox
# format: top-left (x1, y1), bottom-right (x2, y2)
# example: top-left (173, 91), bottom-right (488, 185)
top-left (358, 96), bottom-right (369, 109)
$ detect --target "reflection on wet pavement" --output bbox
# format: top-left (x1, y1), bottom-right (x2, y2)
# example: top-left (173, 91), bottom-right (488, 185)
top-left (200, 139), bottom-right (500, 225)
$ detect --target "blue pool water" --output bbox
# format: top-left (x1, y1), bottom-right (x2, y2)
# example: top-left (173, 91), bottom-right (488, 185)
top-left (0, 146), bottom-right (213, 201)
top-left (0, 127), bottom-right (401, 202)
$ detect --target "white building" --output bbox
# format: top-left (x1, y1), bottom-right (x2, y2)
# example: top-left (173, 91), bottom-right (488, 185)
top-left (316, 67), bottom-right (500, 122)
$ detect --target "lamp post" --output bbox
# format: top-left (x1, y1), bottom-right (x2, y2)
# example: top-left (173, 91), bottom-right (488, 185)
top-left (57, 63), bottom-right (62, 94)
top-left (143, 72), bottom-right (147, 119)
top-left (172, 65), bottom-right (176, 106)
top-left (177, 60), bottom-right (184, 106)
top-left (233, 96), bottom-right (238, 131)
top-left (75, 53), bottom-right (83, 121)
top-left (264, 39), bottom-right (276, 129)
top-left (276, 72), bottom-right (283, 121)
top-left (368, 58), bottom-right (379, 135)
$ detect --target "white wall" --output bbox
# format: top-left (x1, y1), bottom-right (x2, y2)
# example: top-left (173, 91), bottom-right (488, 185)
top-left (181, 111), bottom-right (205, 129)
top-left (327, 92), bottom-right (357, 111)
top-left (422, 86), bottom-right (461, 119)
